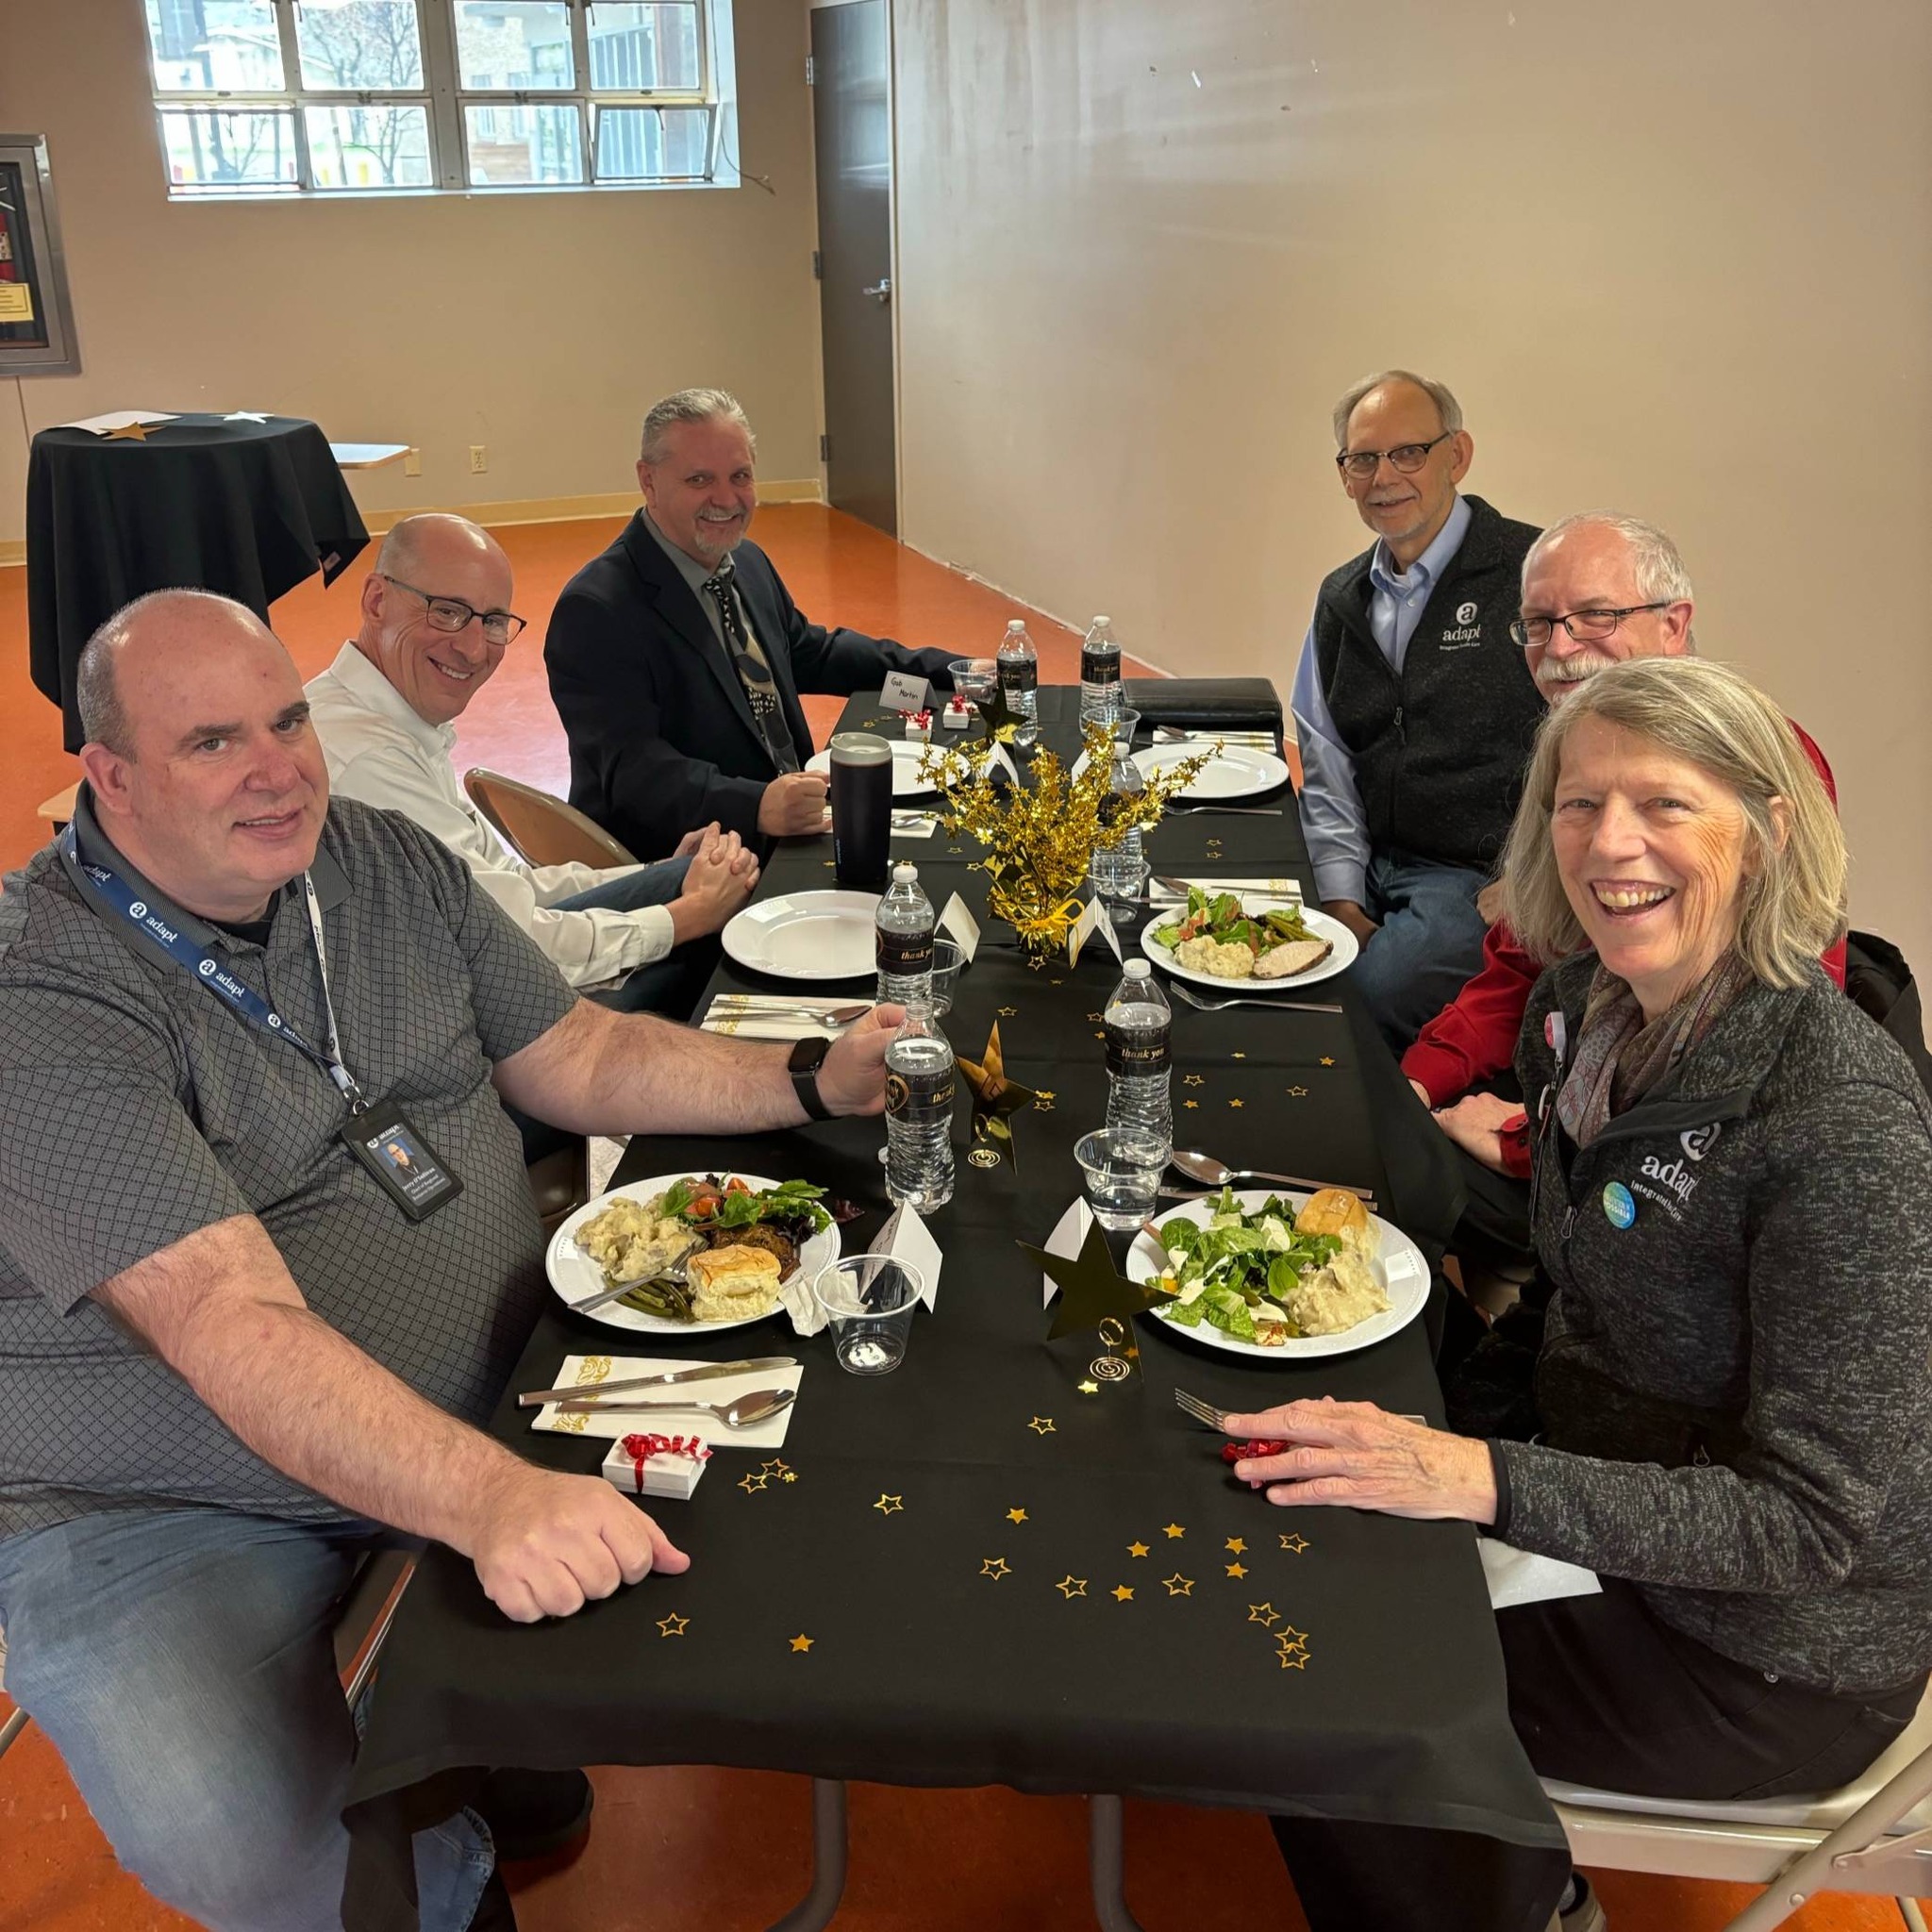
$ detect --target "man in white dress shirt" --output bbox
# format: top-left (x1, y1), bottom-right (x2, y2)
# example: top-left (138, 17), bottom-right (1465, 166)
top-left (308, 514), bottom-right (756, 1021)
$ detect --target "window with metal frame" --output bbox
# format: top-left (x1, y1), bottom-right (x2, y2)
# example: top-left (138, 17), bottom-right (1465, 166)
top-left (140, 1), bottom-right (735, 196)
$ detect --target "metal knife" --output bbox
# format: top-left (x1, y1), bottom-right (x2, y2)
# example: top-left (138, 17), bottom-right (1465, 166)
top-left (517, 1356), bottom-right (797, 1409)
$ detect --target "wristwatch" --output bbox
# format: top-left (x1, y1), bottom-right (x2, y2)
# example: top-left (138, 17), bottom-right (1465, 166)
top-left (788, 1035), bottom-right (833, 1122)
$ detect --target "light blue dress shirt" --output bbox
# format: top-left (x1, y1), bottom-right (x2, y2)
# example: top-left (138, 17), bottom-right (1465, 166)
top-left (1291, 493), bottom-right (1474, 907)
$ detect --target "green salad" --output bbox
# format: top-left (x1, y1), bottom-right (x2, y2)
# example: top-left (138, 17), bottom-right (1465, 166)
top-left (1147, 1187), bottom-right (1341, 1342)
top-left (1151, 887), bottom-right (1316, 957)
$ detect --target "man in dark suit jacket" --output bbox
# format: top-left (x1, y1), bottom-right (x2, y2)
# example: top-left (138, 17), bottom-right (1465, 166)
top-left (545, 388), bottom-right (956, 858)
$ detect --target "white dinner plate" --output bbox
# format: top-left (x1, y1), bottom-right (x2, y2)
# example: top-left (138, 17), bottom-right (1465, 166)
top-left (547, 1171), bottom-right (842, 1336)
top-left (805, 741), bottom-right (939, 799)
top-left (722, 890), bottom-right (881, 982)
top-left (1068, 740), bottom-right (1291, 802)
top-left (1128, 1190), bottom-right (1427, 1361)
top-left (1139, 900), bottom-right (1358, 991)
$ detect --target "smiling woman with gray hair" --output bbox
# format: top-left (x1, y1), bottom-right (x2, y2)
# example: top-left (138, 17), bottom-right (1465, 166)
top-left (1239, 657), bottom-right (1932, 1931)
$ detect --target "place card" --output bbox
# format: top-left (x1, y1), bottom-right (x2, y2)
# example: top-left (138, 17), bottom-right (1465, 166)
top-left (872, 1203), bottom-right (942, 1310)
top-left (880, 670), bottom-right (931, 714)
top-left (938, 892), bottom-right (981, 963)
top-left (1039, 1198), bottom-right (1095, 1307)
top-left (601, 1432), bottom-right (710, 1501)
top-left (530, 1356), bottom-right (801, 1450)
top-left (1067, 892), bottom-right (1124, 968)
top-left (1478, 1540), bottom-right (1602, 1609)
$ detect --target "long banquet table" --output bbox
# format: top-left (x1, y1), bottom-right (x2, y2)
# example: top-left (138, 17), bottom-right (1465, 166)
top-left (341, 687), bottom-right (1569, 1930)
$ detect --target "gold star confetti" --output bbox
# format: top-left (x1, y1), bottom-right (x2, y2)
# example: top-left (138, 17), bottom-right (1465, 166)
top-left (1247, 1603), bottom-right (1279, 1626)
top-left (1006, 1507), bottom-right (1029, 1524)
top-left (1049, 977), bottom-right (1063, 986)
top-left (1228, 1098), bottom-right (1244, 1108)
top-left (874, 1493), bottom-right (904, 1515)
top-left (1182, 1074), bottom-right (1205, 1088)
top-left (1086, 1011), bottom-right (1104, 1024)
top-left (738, 1473), bottom-right (769, 1495)
top-left (1078, 1379), bottom-right (1101, 1395)
top-left (1230, 1051), bottom-right (1247, 1060)
top-left (1093, 1031), bottom-right (1105, 1041)
top-left (761, 1458), bottom-right (791, 1475)
top-left (998, 1006), bottom-right (1018, 1017)
top-left (1161, 1573), bottom-right (1194, 1597)
top-left (1184, 1099), bottom-right (1201, 1109)
top-left (1225, 1561), bottom-right (1248, 1578)
top-left (781, 1471), bottom-right (797, 1483)
top-left (1275, 1624), bottom-right (1308, 1653)
top-left (657, 1613), bottom-right (689, 1638)
top-left (791, 1633), bottom-right (815, 1653)
top-left (1034, 1089), bottom-right (1056, 1113)
top-left (824, 858), bottom-right (836, 868)
top-left (1163, 1523), bottom-right (1185, 1539)
top-left (1225, 1538), bottom-right (1247, 1554)
top-left (1112, 1585), bottom-right (1135, 1603)
top-left (1320, 1057), bottom-right (1336, 1067)
top-left (1278, 1533), bottom-right (1309, 1555)
top-left (980, 1557), bottom-right (1011, 1581)
top-left (1277, 1649), bottom-right (1308, 1669)
top-left (1286, 1085), bottom-right (1308, 1099)
top-left (1056, 1574), bottom-right (1088, 1599)
top-left (1028, 1415), bottom-right (1057, 1435)
top-left (1127, 1541), bottom-right (1150, 1558)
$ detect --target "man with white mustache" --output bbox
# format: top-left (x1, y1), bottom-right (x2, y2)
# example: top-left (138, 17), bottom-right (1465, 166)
top-left (1291, 370), bottom-right (1546, 1051)
top-left (546, 388), bottom-right (955, 862)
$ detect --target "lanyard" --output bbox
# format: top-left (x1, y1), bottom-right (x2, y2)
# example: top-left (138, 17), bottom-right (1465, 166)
top-left (58, 824), bottom-right (369, 1114)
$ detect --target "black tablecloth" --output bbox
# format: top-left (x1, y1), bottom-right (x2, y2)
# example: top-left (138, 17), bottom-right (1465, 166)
top-left (26, 413), bottom-right (368, 750)
top-left (341, 689), bottom-right (1565, 1927)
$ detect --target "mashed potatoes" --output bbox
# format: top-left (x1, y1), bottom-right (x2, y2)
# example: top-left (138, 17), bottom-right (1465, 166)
top-left (1173, 935), bottom-right (1256, 978)
top-left (1281, 1247), bottom-right (1390, 1336)
top-left (574, 1193), bottom-right (688, 1287)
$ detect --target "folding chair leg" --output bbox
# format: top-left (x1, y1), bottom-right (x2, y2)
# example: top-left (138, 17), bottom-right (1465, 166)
top-left (0, 1707), bottom-right (28, 1761)
top-left (1898, 1899), bottom-right (1928, 1932)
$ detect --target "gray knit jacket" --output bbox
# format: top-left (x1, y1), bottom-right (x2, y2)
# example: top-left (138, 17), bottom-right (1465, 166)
top-left (1487, 953), bottom-right (1932, 1696)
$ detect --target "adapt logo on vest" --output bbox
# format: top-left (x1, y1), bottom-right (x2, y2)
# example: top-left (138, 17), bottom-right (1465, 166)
top-left (1440, 599), bottom-right (1483, 649)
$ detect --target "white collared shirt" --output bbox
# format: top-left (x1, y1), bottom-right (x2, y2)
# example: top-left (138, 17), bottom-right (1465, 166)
top-left (306, 642), bottom-right (673, 987)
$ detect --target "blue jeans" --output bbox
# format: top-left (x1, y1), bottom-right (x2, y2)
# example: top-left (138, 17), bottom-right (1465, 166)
top-left (0, 1507), bottom-right (493, 1932)
top-left (550, 855), bottom-right (712, 1019)
top-left (1351, 848), bottom-right (1492, 1054)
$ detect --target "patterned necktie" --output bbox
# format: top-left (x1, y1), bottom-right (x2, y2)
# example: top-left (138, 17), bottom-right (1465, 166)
top-left (701, 557), bottom-right (799, 774)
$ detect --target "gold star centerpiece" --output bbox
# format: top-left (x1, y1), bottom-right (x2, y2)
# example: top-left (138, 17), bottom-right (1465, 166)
top-left (959, 1020), bottom-right (1038, 1167)
top-left (1024, 1216), bottom-right (1175, 1344)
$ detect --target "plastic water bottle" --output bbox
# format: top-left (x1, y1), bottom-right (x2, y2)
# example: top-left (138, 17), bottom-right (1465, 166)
top-left (1088, 708), bottom-right (1146, 911)
top-left (996, 619), bottom-right (1040, 749)
top-left (1078, 615), bottom-right (1124, 726)
top-left (885, 1004), bottom-right (956, 1210)
top-left (1104, 959), bottom-right (1173, 1149)
top-left (875, 862), bottom-right (936, 1005)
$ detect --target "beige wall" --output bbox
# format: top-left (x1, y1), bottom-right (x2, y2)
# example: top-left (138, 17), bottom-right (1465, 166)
top-left (892, 0), bottom-right (1932, 967)
top-left (0, 0), bottom-right (823, 544)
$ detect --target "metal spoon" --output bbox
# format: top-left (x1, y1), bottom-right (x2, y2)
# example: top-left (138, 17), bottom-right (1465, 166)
top-left (555, 1386), bottom-right (798, 1429)
top-left (1168, 1150), bottom-right (1375, 1203)
top-left (706, 1000), bottom-right (874, 1024)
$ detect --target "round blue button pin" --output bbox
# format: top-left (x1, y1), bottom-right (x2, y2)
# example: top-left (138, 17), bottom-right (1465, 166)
top-left (1602, 1181), bottom-right (1637, 1229)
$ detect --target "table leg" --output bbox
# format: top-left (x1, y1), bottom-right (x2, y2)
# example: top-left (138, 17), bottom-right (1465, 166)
top-left (765, 1778), bottom-right (849, 1932)
top-left (1089, 1794), bottom-right (1149, 1931)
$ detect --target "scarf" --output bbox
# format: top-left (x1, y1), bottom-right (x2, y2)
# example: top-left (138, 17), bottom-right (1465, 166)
top-left (1555, 951), bottom-right (1755, 1149)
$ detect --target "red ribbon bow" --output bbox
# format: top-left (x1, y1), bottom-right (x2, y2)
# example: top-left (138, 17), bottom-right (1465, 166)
top-left (620, 1432), bottom-right (712, 1494)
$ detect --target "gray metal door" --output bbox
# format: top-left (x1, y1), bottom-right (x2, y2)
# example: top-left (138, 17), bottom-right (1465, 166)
top-left (810, 0), bottom-right (896, 535)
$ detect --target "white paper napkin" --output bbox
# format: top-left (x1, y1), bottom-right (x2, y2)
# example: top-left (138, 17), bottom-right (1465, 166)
top-left (1039, 1198), bottom-right (1096, 1307)
top-left (699, 995), bottom-right (864, 1041)
top-left (892, 812), bottom-right (941, 839)
top-left (1480, 1539), bottom-right (1603, 1609)
top-left (1150, 875), bottom-right (1305, 904)
top-left (529, 1355), bottom-right (802, 1450)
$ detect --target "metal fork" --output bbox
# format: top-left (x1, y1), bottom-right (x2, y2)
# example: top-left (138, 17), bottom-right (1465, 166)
top-left (1168, 983), bottom-right (1342, 1016)
top-left (1175, 1387), bottom-right (1426, 1430)
top-left (1168, 805), bottom-right (1284, 817)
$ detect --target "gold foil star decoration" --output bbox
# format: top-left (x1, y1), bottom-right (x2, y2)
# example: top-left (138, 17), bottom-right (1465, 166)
top-left (1086, 1011), bottom-right (1104, 1024)
top-left (1161, 1573), bottom-right (1194, 1597)
top-left (657, 1613), bottom-right (689, 1638)
top-left (1225, 1538), bottom-right (1247, 1554)
top-left (958, 1020), bottom-right (1038, 1164)
top-left (1230, 1051), bottom-right (1247, 1060)
top-left (997, 1005), bottom-right (1018, 1017)
top-left (1279, 1533), bottom-right (1309, 1555)
top-left (1277, 1648), bottom-right (1308, 1670)
top-left (1276, 1624), bottom-right (1309, 1655)
top-left (1163, 1523), bottom-right (1185, 1540)
top-left (761, 1458), bottom-right (791, 1476)
top-left (1024, 1216), bottom-right (1175, 1343)
top-left (1182, 1074), bottom-right (1205, 1088)
top-left (1111, 1585), bottom-right (1135, 1603)
top-left (790, 1633), bottom-right (815, 1653)
top-left (1225, 1561), bottom-right (1248, 1579)
top-left (1034, 1089), bottom-right (1057, 1114)
top-left (1247, 1603), bottom-right (1279, 1626)
top-left (980, 1557), bottom-right (1011, 1581)
top-left (1027, 1415), bottom-right (1057, 1436)
top-left (1286, 1085), bottom-right (1308, 1099)
top-left (1183, 1099), bottom-right (1199, 1109)
top-left (873, 1493), bottom-right (904, 1515)
top-left (1228, 1098), bottom-right (1244, 1109)
top-left (1078, 1379), bottom-right (1101, 1395)
top-left (1056, 1575), bottom-right (1088, 1599)
top-left (1321, 1057), bottom-right (1336, 1067)
top-left (738, 1473), bottom-right (769, 1495)
top-left (1126, 1541), bottom-right (1150, 1558)
top-left (1006, 1507), bottom-right (1029, 1524)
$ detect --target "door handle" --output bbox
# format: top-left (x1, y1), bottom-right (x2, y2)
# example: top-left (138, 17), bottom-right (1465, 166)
top-left (862, 279), bottom-right (892, 303)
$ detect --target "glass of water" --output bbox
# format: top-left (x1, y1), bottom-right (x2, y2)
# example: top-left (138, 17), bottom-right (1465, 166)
top-left (928, 937), bottom-right (965, 1017)
top-left (1074, 1128), bottom-right (1169, 1232)
top-left (812, 1255), bottom-right (925, 1375)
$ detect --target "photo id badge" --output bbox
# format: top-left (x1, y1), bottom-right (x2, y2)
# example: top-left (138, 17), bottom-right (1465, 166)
top-left (341, 1100), bottom-right (463, 1222)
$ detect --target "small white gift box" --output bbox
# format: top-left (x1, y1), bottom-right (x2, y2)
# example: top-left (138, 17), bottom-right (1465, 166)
top-left (601, 1430), bottom-right (711, 1501)
top-left (941, 696), bottom-right (974, 730)
top-left (901, 713), bottom-right (932, 743)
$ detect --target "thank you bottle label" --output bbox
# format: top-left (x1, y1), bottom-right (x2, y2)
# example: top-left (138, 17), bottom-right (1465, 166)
top-left (877, 926), bottom-right (936, 975)
top-left (999, 658), bottom-right (1038, 696)
top-left (1104, 1020), bottom-right (1171, 1077)
top-left (886, 1063), bottom-right (954, 1121)
top-left (1080, 645), bottom-right (1121, 685)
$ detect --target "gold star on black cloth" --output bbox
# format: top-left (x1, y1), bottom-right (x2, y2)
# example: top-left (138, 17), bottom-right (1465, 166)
top-left (1023, 1216), bottom-right (1175, 1342)
top-left (958, 1020), bottom-right (1037, 1165)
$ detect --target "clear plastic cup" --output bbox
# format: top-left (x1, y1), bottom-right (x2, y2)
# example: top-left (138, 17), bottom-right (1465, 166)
top-left (928, 937), bottom-right (965, 1016)
top-left (947, 658), bottom-right (999, 707)
top-left (812, 1255), bottom-right (925, 1375)
top-left (1074, 1127), bottom-right (1170, 1232)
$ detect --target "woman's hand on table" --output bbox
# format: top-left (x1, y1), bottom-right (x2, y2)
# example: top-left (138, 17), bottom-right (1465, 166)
top-left (1428, 1091), bottom-right (1524, 1174)
top-left (466, 1465), bottom-right (690, 1623)
top-left (1220, 1398), bottom-right (1498, 1524)
top-left (816, 1003), bottom-right (907, 1116)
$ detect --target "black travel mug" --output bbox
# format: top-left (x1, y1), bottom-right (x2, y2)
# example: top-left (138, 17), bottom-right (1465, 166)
top-left (829, 734), bottom-right (892, 889)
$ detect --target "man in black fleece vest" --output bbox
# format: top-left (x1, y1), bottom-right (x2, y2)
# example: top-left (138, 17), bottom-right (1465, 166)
top-left (1291, 371), bottom-right (1545, 1049)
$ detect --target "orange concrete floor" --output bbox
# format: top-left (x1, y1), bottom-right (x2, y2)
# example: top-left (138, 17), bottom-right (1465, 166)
top-left (0, 508), bottom-right (1918, 1930)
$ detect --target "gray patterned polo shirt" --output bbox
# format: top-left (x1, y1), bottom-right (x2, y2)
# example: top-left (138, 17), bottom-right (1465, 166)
top-left (0, 792), bottom-right (578, 1539)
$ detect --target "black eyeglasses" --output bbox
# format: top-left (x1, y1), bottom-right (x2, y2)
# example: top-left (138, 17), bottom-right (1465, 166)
top-left (380, 575), bottom-right (526, 645)
top-left (1509, 604), bottom-right (1673, 649)
top-left (1334, 430), bottom-right (1456, 482)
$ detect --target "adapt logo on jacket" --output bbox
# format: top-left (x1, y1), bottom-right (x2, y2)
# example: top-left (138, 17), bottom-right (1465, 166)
top-left (1440, 599), bottom-right (1484, 648)
top-left (1627, 1124), bottom-right (1723, 1222)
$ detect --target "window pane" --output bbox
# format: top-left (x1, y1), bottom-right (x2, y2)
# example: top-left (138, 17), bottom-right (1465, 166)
top-left (144, 1), bottom-right (285, 92)
top-left (594, 106), bottom-right (710, 181)
top-left (464, 105), bottom-right (584, 185)
top-left (588, 6), bottom-right (702, 92)
top-left (455, 2), bottom-right (575, 90)
top-left (158, 108), bottom-right (300, 190)
top-left (294, 1), bottom-right (425, 90)
top-left (306, 105), bottom-right (433, 189)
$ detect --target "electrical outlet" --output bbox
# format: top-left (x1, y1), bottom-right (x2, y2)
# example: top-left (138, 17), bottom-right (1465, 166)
top-left (468, 444), bottom-right (488, 475)
top-left (403, 446), bottom-right (422, 477)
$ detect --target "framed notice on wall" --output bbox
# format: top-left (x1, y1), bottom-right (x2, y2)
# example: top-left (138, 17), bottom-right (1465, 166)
top-left (0, 134), bottom-right (80, 376)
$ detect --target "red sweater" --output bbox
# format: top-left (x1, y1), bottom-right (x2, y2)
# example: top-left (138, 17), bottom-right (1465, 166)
top-left (1402, 720), bottom-right (1846, 1174)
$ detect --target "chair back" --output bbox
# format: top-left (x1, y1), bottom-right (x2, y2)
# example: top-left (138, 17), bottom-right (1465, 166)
top-left (464, 769), bottom-right (637, 871)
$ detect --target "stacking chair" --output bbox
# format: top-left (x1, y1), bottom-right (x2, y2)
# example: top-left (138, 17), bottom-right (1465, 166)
top-left (1546, 1685), bottom-right (1932, 1930)
top-left (463, 769), bottom-right (636, 872)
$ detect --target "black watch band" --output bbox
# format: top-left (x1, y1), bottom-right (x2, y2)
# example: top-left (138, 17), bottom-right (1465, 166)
top-left (788, 1035), bottom-right (834, 1122)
